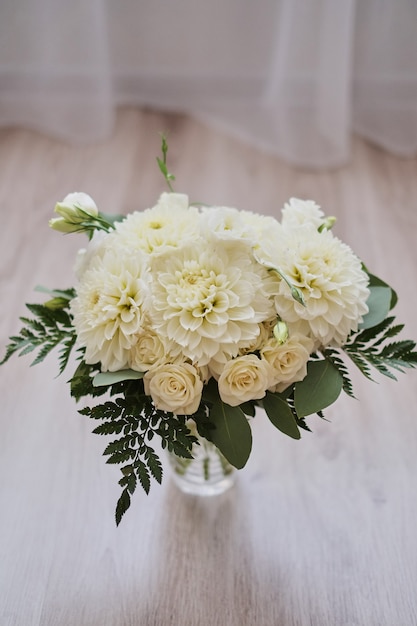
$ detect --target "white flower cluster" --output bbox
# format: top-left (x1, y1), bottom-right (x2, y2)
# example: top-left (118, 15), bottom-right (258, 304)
top-left (70, 193), bottom-right (369, 414)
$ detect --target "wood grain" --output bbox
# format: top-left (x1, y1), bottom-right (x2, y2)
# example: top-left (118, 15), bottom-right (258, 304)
top-left (1, 108), bottom-right (417, 626)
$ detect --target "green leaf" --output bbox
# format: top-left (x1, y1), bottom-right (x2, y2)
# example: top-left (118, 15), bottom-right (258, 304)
top-left (366, 272), bottom-right (398, 309)
top-left (156, 134), bottom-right (175, 191)
top-left (92, 420), bottom-right (125, 435)
top-left (0, 298), bottom-right (76, 372)
top-left (70, 360), bottom-right (92, 399)
top-left (115, 488), bottom-right (131, 526)
top-left (202, 377), bottom-right (221, 404)
top-left (360, 285), bottom-right (392, 330)
top-left (99, 212), bottom-right (126, 227)
top-left (239, 401), bottom-right (256, 417)
top-left (135, 460), bottom-right (151, 494)
top-left (106, 450), bottom-right (134, 464)
top-left (208, 400), bottom-right (252, 469)
top-left (92, 369), bottom-right (144, 387)
top-left (35, 285), bottom-right (76, 300)
top-left (322, 348), bottom-right (355, 398)
top-left (147, 449), bottom-right (163, 484)
top-left (263, 392), bottom-right (301, 440)
top-left (43, 297), bottom-right (72, 310)
top-left (294, 360), bottom-right (343, 417)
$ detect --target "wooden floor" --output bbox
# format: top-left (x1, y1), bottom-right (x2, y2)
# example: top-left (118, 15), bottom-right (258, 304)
top-left (1, 108), bottom-right (417, 626)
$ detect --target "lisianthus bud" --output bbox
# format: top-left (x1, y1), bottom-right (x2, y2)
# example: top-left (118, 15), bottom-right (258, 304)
top-left (273, 320), bottom-right (289, 344)
top-left (48, 217), bottom-right (82, 233)
top-left (56, 192), bottom-right (98, 220)
top-left (49, 192), bottom-right (99, 233)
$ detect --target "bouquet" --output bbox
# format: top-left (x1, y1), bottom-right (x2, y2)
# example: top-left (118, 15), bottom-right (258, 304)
top-left (2, 138), bottom-right (416, 524)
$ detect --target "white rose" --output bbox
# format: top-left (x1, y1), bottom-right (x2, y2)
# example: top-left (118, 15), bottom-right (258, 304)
top-left (218, 354), bottom-right (272, 407)
top-left (261, 332), bottom-right (314, 392)
top-left (144, 362), bottom-right (203, 415)
top-left (128, 328), bottom-right (169, 372)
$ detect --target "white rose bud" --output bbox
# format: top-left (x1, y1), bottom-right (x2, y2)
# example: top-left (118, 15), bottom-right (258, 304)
top-left (218, 354), bottom-right (272, 407)
top-left (144, 362), bottom-right (203, 415)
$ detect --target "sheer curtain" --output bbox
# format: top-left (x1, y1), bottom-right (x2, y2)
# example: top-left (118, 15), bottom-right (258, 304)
top-left (0, 0), bottom-right (416, 167)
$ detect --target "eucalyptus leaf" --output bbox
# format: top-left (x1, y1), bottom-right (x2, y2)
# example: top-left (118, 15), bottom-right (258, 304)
top-left (263, 392), bottom-right (301, 439)
top-left (100, 212), bottom-right (126, 226)
top-left (35, 285), bottom-right (75, 300)
top-left (294, 360), bottom-right (343, 417)
top-left (93, 369), bottom-right (144, 387)
top-left (366, 272), bottom-right (397, 309)
top-left (359, 285), bottom-right (392, 330)
top-left (208, 400), bottom-right (252, 469)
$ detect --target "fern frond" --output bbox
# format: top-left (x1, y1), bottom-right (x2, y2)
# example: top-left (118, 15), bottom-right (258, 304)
top-left (80, 382), bottom-right (196, 524)
top-left (1, 296), bottom-right (76, 373)
top-left (344, 317), bottom-right (417, 381)
top-left (322, 348), bottom-right (356, 398)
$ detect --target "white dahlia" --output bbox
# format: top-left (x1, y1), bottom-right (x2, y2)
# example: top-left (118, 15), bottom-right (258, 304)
top-left (73, 230), bottom-right (108, 279)
top-left (114, 192), bottom-right (199, 255)
top-left (281, 198), bottom-right (326, 230)
top-left (150, 238), bottom-right (277, 366)
top-left (200, 206), bottom-right (284, 262)
top-left (271, 228), bottom-right (369, 346)
top-left (200, 206), bottom-right (258, 242)
top-left (240, 210), bottom-right (284, 261)
top-left (71, 248), bottom-right (149, 371)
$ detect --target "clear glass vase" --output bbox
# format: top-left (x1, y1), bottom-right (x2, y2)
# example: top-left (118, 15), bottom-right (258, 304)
top-left (167, 431), bottom-right (236, 496)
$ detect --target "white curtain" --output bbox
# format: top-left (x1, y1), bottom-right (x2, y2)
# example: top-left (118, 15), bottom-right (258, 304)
top-left (0, 0), bottom-right (416, 167)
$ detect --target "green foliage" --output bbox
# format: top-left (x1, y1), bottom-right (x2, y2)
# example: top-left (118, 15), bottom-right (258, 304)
top-left (0, 290), bottom-right (77, 374)
top-left (99, 212), bottom-right (126, 228)
top-left (294, 360), bottom-right (343, 417)
top-left (343, 316), bottom-right (417, 381)
top-left (92, 369), bottom-right (144, 387)
top-left (69, 358), bottom-right (108, 401)
top-left (263, 391), bottom-right (301, 439)
top-left (156, 134), bottom-right (176, 191)
top-left (322, 348), bottom-right (356, 398)
top-left (364, 271), bottom-right (398, 310)
top-left (206, 397), bottom-right (253, 469)
top-left (78, 381), bottom-right (197, 525)
top-left (360, 284), bottom-right (392, 329)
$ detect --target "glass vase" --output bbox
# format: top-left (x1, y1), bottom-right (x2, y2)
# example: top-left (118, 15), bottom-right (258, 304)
top-left (167, 430), bottom-right (236, 496)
